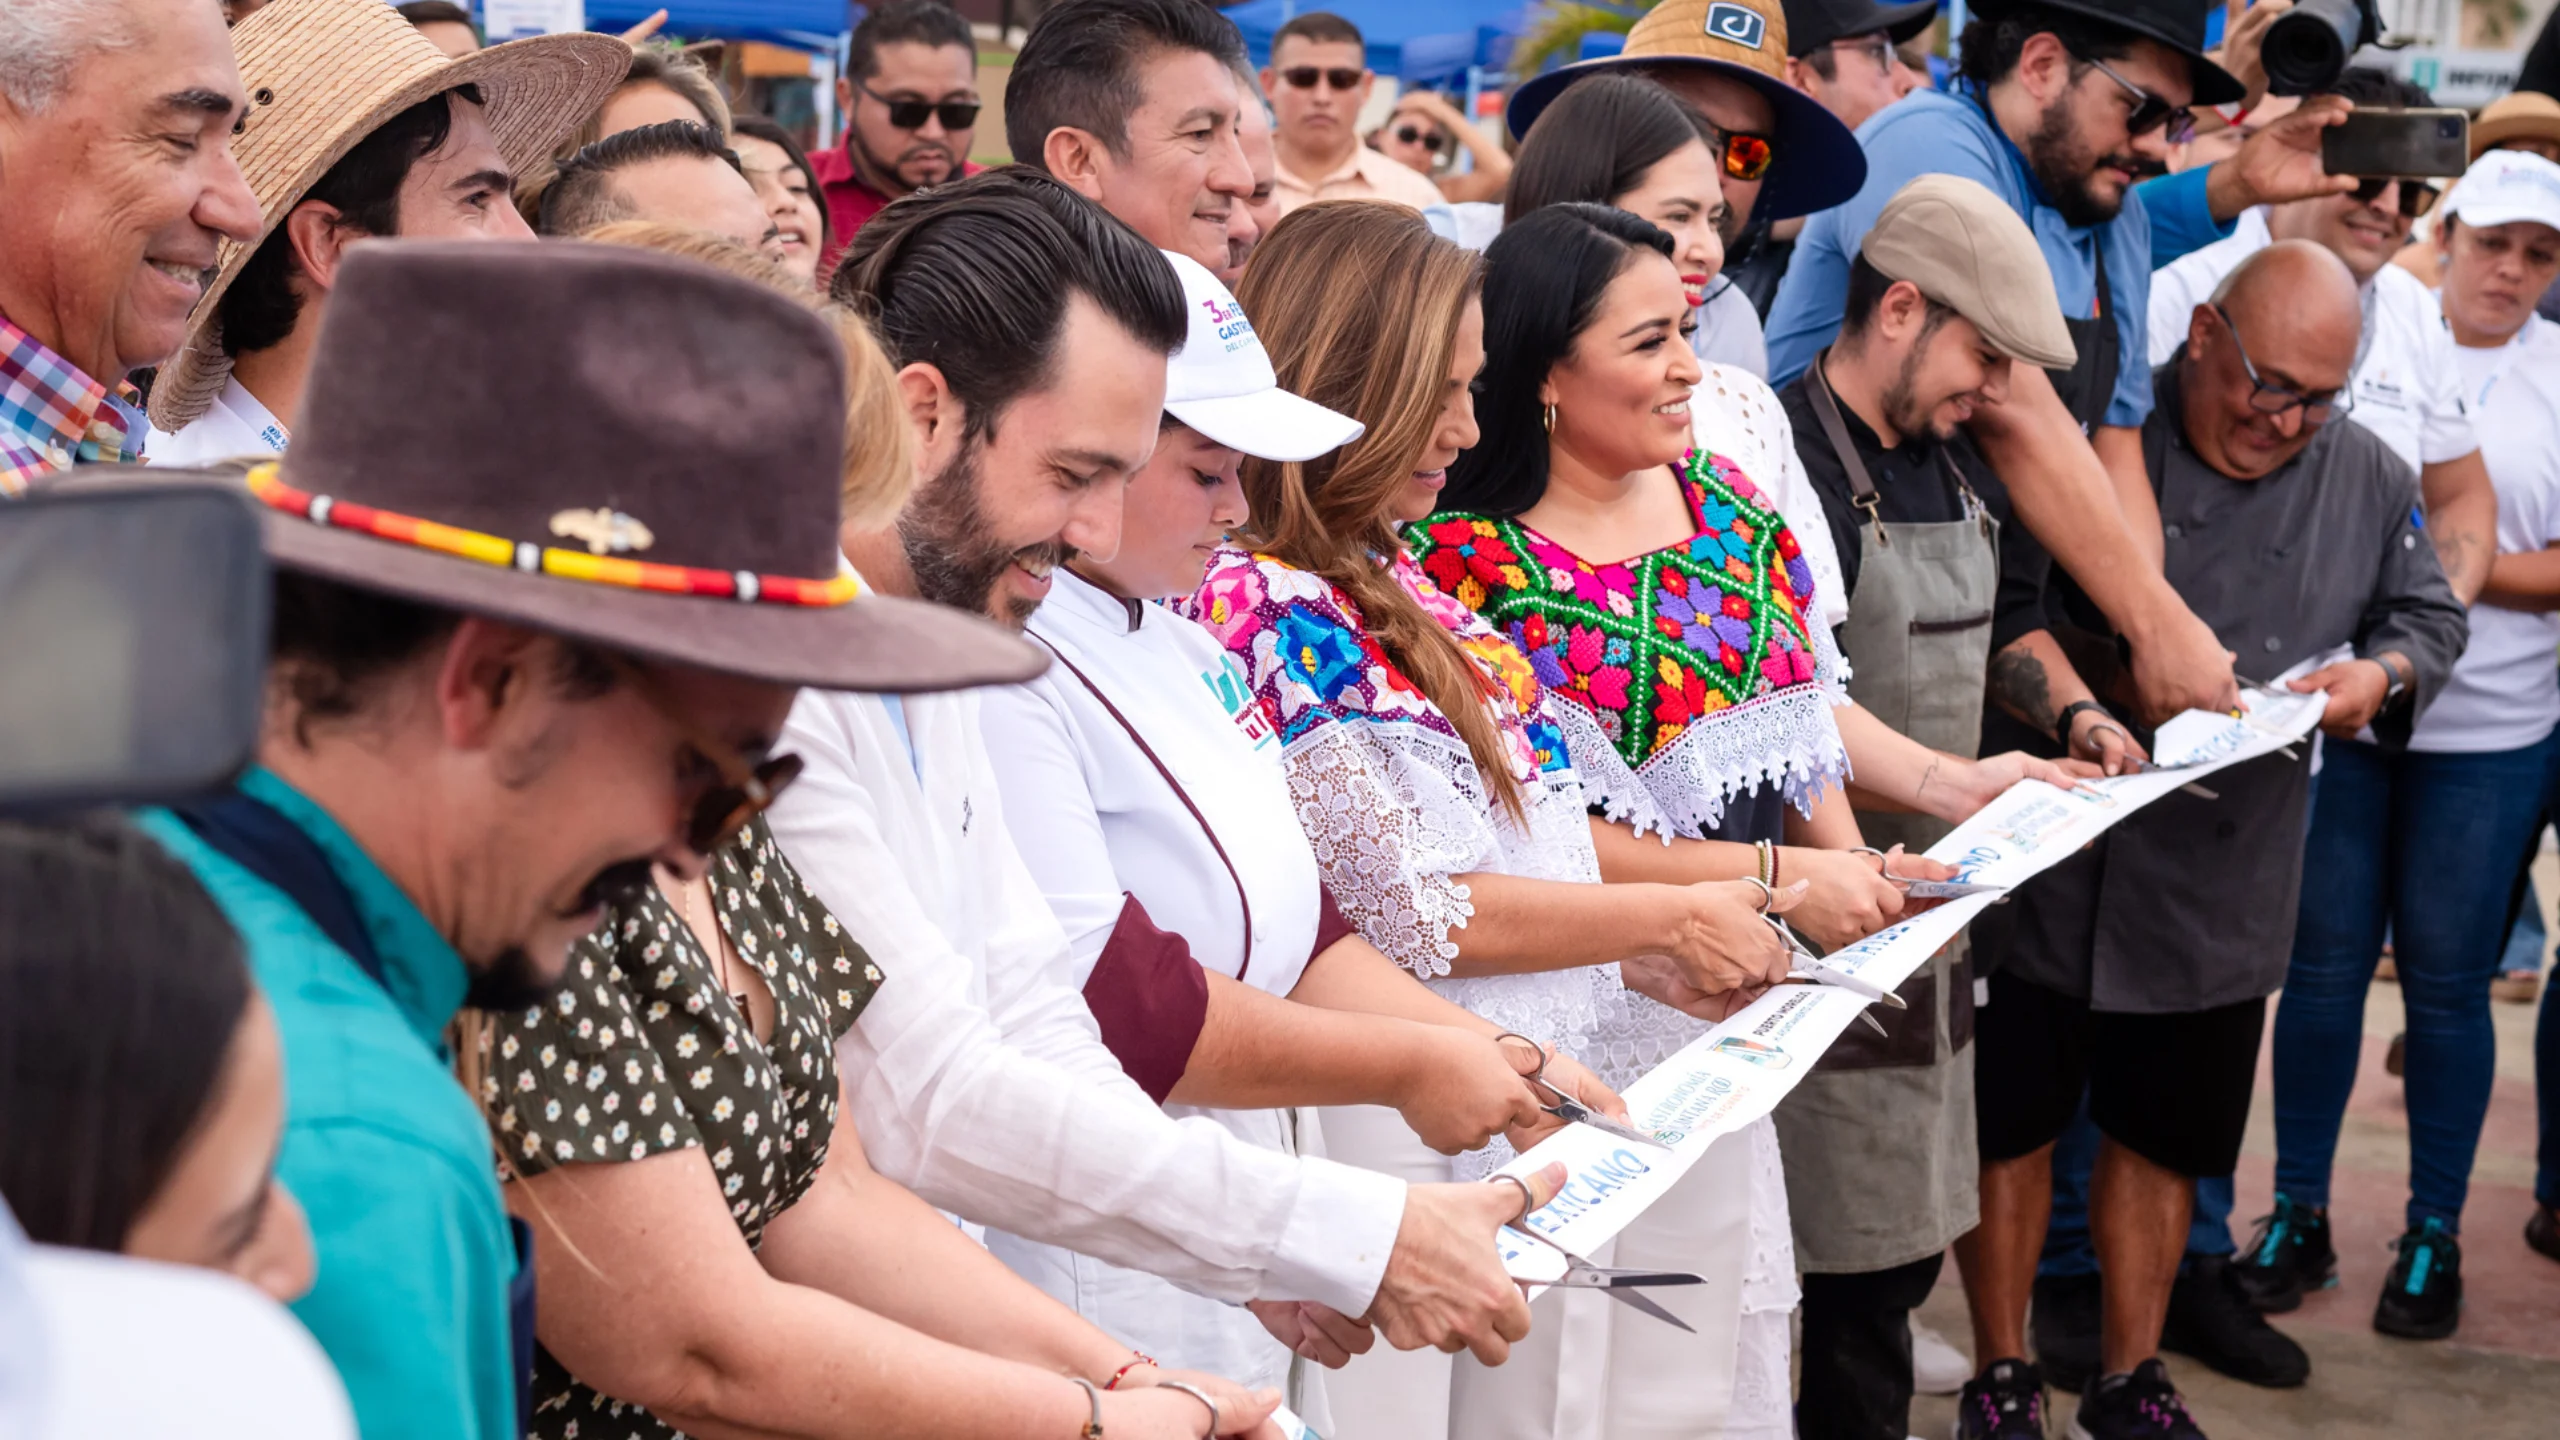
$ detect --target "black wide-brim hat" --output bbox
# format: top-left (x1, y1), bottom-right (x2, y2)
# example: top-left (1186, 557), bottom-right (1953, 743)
top-left (1971, 0), bottom-right (2244, 107)
top-left (107, 241), bottom-right (1041, 695)
top-left (1783, 0), bottom-right (1941, 57)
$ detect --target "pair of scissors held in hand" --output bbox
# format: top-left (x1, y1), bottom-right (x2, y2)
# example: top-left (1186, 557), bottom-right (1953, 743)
top-left (1741, 890), bottom-right (1899, 1037)
top-left (1490, 1174), bottom-right (1705, 1333)
top-left (1847, 845), bottom-right (2003, 901)
top-left (1493, 1032), bottom-right (1669, 1152)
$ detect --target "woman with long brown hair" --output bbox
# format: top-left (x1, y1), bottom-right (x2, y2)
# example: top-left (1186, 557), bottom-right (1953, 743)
top-left (1181, 200), bottom-right (1795, 1440)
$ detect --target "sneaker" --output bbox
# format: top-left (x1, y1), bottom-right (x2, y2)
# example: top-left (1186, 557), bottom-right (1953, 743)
top-left (1954, 1358), bottom-right (2048, 1440)
top-left (2232, 1194), bottom-right (2335, 1312)
top-left (2030, 1271), bottom-right (2101, 1392)
top-left (2529, 1203), bottom-right (2560, 1264)
top-left (1912, 1318), bottom-right (1972, 1396)
top-left (2373, 1218), bottom-right (2462, 1340)
top-left (2068, 1358), bottom-right (2207, 1440)
top-left (2159, 1254), bottom-right (2310, 1387)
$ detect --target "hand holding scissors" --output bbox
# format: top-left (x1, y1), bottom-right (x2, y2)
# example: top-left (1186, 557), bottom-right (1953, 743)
top-left (1494, 1032), bottom-right (1668, 1151)
top-left (1489, 1174), bottom-right (1706, 1332)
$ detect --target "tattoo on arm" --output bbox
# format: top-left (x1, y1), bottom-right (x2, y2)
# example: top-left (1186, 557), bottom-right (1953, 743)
top-left (1987, 644), bottom-right (2057, 734)
top-left (2431, 527), bottom-right (2490, 603)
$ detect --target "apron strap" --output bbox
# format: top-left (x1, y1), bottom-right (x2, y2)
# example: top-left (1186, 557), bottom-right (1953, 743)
top-left (1805, 349), bottom-right (1890, 548)
top-left (1034, 632), bottom-right (1258, 985)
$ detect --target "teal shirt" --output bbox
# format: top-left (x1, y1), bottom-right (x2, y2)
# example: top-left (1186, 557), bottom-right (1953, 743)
top-left (138, 768), bottom-right (519, 1440)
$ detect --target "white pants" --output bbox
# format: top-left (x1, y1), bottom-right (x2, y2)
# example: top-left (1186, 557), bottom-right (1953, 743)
top-left (1316, 1105), bottom-right (1791, 1440)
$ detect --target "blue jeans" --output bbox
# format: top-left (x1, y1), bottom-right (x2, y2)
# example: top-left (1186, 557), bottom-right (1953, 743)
top-left (2272, 734), bottom-right (2560, 1231)
top-left (2040, 1106), bottom-right (2235, 1276)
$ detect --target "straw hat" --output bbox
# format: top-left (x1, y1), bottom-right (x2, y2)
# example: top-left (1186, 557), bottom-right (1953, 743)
top-left (2471, 90), bottom-right (2560, 161)
top-left (148, 0), bottom-right (630, 433)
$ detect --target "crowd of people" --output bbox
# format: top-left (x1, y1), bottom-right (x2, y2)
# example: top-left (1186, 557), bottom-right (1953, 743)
top-left (2, 0), bottom-right (2557, 1438)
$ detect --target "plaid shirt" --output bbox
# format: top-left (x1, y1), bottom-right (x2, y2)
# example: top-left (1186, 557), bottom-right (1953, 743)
top-left (1, 314), bottom-right (143, 498)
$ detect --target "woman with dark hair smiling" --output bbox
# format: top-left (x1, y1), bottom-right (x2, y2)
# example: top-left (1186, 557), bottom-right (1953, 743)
top-left (0, 819), bottom-right (314, 1304)
top-left (1186, 199), bottom-right (1800, 1440)
top-left (731, 116), bottom-right (831, 286)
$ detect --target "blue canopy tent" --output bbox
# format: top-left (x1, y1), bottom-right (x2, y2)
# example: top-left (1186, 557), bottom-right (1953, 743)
top-left (580, 0), bottom-right (852, 51)
top-left (1223, 0), bottom-right (1537, 87)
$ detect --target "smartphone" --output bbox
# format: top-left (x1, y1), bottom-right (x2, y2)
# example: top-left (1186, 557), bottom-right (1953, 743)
top-left (2321, 108), bottom-right (2471, 179)
top-left (0, 482), bottom-right (269, 813)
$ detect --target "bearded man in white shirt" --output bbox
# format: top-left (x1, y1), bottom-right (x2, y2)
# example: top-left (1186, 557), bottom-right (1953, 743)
top-left (775, 166), bottom-right (1562, 1373)
top-left (2145, 67), bottom-right (2496, 606)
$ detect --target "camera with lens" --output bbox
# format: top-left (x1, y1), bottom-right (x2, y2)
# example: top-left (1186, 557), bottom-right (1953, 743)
top-left (2261, 0), bottom-right (2384, 96)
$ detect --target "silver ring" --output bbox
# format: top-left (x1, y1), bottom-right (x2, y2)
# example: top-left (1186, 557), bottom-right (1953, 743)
top-left (1488, 1171), bottom-right (1538, 1223)
top-left (1738, 874), bottom-right (1775, 912)
top-left (1156, 1380), bottom-right (1220, 1438)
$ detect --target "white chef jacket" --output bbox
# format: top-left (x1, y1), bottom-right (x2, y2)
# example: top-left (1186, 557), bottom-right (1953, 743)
top-left (2414, 312), bottom-right (2560, 753)
top-left (767, 664), bottom-right (1405, 1317)
top-left (2147, 208), bottom-right (2477, 476)
top-left (141, 377), bottom-right (288, 467)
top-left (977, 569), bottom-right (1345, 1400)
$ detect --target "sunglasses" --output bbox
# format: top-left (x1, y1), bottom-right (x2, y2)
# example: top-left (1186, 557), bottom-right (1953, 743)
top-left (1282, 66), bottom-right (1365, 91)
top-left (1392, 123), bottom-right (1446, 152)
top-left (859, 83), bottom-right (980, 132)
top-left (2349, 175), bottom-right (2442, 218)
top-left (2210, 304), bottom-right (2354, 425)
top-left (617, 660), bottom-right (804, 856)
top-left (1697, 118), bottom-right (1775, 182)
top-left (2083, 55), bottom-right (2197, 146)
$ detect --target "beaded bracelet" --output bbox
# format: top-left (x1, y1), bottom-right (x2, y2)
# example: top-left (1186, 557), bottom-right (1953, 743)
top-left (1754, 839), bottom-right (1775, 889)
top-left (1103, 1354), bottom-right (1156, 1391)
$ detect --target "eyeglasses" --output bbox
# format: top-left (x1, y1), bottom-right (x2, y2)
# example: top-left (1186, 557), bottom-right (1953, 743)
top-left (1391, 123), bottom-right (1446, 152)
top-left (616, 660), bottom-right (804, 855)
top-left (1282, 65), bottom-right (1365, 91)
top-left (2210, 304), bottom-right (2353, 424)
top-left (1696, 117), bottom-right (1775, 182)
top-left (2349, 176), bottom-right (2442, 218)
top-left (858, 83), bottom-right (981, 132)
top-left (2082, 55), bottom-right (2197, 146)
top-left (1828, 33), bottom-right (1898, 71)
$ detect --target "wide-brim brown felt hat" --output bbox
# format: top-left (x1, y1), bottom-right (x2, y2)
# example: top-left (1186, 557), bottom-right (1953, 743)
top-left (148, 0), bottom-right (632, 433)
top-left (100, 241), bottom-right (1042, 695)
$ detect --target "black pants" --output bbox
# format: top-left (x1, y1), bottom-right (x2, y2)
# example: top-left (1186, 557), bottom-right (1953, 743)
top-left (1796, 1250), bottom-right (1947, 1440)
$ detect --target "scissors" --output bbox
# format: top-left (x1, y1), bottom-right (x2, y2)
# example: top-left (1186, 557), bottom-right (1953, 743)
top-left (1759, 912), bottom-right (1897, 1037)
top-left (1494, 1032), bottom-right (1671, 1152)
top-left (1500, 1205), bottom-right (1706, 1333)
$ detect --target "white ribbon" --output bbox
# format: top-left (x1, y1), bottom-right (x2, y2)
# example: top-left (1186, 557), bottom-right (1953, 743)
top-left (1496, 678), bottom-right (2330, 1283)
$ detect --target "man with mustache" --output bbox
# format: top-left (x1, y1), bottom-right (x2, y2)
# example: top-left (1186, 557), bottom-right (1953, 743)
top-left (780, 167), bottom-right (1568, 1379)
top-left (123, 240), bottom-right (1039, 1440)
top-left (1763, 0), bottom-right (2356, 730)
top-left (1952, 240), bottom-right (2466, 1440)
top-left (808, 0), bottom-right (981, 270)
top-left (0, 0), bottom-right (260, 494)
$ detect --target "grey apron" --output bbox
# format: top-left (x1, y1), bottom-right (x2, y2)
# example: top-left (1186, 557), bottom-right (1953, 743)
top-left (1772, 356), bottom-right (1997, 1273)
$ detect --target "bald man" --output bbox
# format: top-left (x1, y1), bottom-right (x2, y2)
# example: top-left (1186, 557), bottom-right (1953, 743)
top-left (1957, 241), bottom-right (2467, 1438)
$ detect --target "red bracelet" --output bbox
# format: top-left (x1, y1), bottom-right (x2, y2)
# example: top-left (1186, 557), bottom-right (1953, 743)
top-left (1103, 1354), bottom-right (1157, 1391)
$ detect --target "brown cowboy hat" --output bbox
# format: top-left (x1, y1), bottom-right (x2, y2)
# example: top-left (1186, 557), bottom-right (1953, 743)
top-left (101, 240), bottom-right (1041, 694)
top-left (149, 0), bottom-right (632, 434)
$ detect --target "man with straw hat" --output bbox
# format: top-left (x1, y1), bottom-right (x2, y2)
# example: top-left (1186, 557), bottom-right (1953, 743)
top-left (117, 238), bottom-right (1042, 1440)
top-left (143, 0), bottom-right (627, 465)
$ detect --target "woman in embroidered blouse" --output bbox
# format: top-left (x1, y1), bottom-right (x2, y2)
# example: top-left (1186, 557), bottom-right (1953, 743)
top-left (1183, 201), bottom-right (1801, 1440)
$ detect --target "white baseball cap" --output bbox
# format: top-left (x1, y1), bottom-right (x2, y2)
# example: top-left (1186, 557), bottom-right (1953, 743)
top-left (1159, 250), bottom-right (1365, 463)
top-left (2444, 149), bottom-right (2560, 234)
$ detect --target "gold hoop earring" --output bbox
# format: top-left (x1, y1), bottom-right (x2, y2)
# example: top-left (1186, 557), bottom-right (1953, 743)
top-left (1542, 402), bottom-right (1556, 434)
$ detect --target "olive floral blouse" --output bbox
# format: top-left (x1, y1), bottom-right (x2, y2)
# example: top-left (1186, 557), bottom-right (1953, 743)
top-left (477, 815), bottom-right (882, 1440)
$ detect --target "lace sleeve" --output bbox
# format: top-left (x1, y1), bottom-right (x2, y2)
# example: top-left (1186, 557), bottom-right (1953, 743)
top-left (1279, 724), bottom-right (1491, 980)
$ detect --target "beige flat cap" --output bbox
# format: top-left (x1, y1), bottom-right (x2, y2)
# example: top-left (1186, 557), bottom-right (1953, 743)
top-left (1859, 174), bottom-right (2077, 371)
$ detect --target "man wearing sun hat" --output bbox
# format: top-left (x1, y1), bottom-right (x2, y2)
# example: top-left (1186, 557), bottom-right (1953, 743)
top-left (142, 0), bottom-right (627, 465)
top-left (120, 239), bottom-right (1041, 1440)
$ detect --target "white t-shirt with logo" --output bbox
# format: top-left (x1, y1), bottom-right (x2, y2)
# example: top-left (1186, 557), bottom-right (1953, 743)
top-left (141, 377), bottom-right (289, 468)
top-left (2412, 311), bottom-right (2560, 754)
top-left (2147, 207), bottom-right (2477, 476)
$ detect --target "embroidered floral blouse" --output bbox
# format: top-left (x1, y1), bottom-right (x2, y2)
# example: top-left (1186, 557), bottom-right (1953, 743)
top-left (1407, 448), bottom-right (1850, 841)
top-left (1179, 546), bottom-right (1620, 1154)
top-left (478, 816), bottom-right (883, 1440)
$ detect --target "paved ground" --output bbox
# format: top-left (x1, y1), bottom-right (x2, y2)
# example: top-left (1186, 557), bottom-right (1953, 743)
top-left (1900, 858), bottom-right (2560, 1440)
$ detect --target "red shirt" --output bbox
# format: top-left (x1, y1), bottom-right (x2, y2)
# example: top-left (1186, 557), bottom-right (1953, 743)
top-left (809, 141), bottom-right (983, 276)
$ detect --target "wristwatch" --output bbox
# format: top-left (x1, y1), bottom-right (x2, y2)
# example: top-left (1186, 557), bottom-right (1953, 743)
top-left (2054, 699), bottom-right (2113, 752)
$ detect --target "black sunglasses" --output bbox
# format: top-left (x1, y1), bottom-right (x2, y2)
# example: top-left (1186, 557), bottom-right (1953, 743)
top-left (617, 661), bottom-right (804, 855)
top-left (2350, 176), bottom-right (2442, 218)
top-left (860, 83), bottom-right (980, 132)
top-left (1392, 123), bottom-right (1445, 152)
top-left (2083, 55), bottom-right (2196, 146)
top-left (2210, 304), bottom-right (2354, 425)
top-left (1282, 66), bottom-right (1365, 91)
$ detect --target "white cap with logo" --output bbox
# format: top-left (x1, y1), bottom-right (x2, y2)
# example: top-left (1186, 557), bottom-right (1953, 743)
top-left (1159, 250), bottom-right (1366, 463)
top-left (2444, 148), bottom-right (2560, 234)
